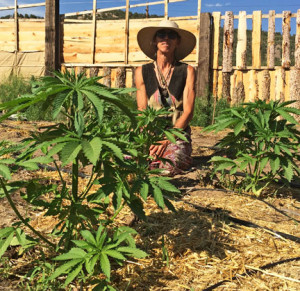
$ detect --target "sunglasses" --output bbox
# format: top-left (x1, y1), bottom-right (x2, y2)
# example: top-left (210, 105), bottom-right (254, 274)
top-left (155, 30), bottom-right (179, 40)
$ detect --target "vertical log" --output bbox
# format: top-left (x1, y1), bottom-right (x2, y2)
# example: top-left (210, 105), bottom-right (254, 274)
top-left (267, 10), bottom-right (275, 69)
top-left (222, 73), bottom-right (231, 102)
top-left (275, 68), bottom-right (285, 102)
top-left (14, 0), bottom-right (19, 52)
top-left (45, 0), bottom-right (60, 75)
top-left (90, 67), bottom-right (99, 77)
top-left (252, 11), bottom-right (262, 69)
top-left (289, 68), bottom-right (300, 122)
top-left (164, 0), bottom-right (169, 19)
top-left (261, 70), bottom-right (271, 101)
top-left (124, 0), bottom-right (129, 64)
top-left (249, 70), bottom-right (259, 102)
top-left (103, 67), bottom-right (111, 87)
top-left (295, 9), bottom-right (300, 69)
top-left (236, 11), bottom-right (247, 70)
top-left (196, 13), bottom-right (211, 98)
top-left (91, 0), bottom-right (97, 64)
top-left (132, 67), bottom-right (136, 88)
top-left (115, 67), bottom-right (126, 88)
top-left (212, 12), bottom-right (221, 97)
top-left (196, 0), bottom-right (202, 65)
top-left (282, 11), bottom-right (291, 68)
top-left (232, 71), bottom-right (245, 105)
top-left (222, 11), bottom-right (234, 72)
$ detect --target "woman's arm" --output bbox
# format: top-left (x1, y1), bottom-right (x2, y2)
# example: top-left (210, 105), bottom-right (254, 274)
top-left (174, 65), bottom-right (196, 129)
top-left (135, 66), bottom-right (148, 111)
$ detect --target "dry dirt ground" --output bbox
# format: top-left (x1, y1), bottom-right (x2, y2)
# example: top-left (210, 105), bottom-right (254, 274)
top-left (0, 121), bottom-right (300, 290)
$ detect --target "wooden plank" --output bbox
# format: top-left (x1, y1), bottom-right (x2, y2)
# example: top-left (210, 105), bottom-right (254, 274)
top-left (103, 67), bottom-right (111, 87)
top-left (232, 70), bottom-right (245, 105)
top-left (252, 11), bottom-right (262, 69)
top-left (275, 68), bottom-right (285, 102)
top-left (195, 0), bottom-right (202, 65)
top-left (295, 9), bottom-right (300, 69)
top-left (196, 13), bottom-right (211, 98)
top-left (289, 68), bottom-right (300, 122)
top-left (14, 0), bottom-right (19, 52)
top-left (45, 0), bottom-right (60, 75)
top-left (236, 11), bottom-right (247, 70)
top-left (248, 70), bottom-right (258, 102)
top-left (282, 11), bottom-right (291, 68)
top-left (0, 2), bottom-right (45, 11)
top-left (212, 12), bottom-right (221, 70)
top-left (261, 70), bottom-right (271, 101)
top-left (222, 11), bottom-right (234, 72)
top-left (124, 0), bottom-right (130, 64)
top-left (164, 0), bottom-right (169, 19)
top-left (267, 10), bottom-right (275, 69)
top-left (91, 0), bottom-right (97, 64)
top-left (115, 67), bottom-right (126, 88)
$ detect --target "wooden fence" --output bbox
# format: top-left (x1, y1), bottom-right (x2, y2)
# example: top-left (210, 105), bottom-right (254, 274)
top-left (0, 0), bottom-right (299, 109)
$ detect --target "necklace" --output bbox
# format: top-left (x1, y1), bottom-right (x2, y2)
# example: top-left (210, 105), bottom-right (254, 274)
top-left (154, 61), bottom-right (174, 88)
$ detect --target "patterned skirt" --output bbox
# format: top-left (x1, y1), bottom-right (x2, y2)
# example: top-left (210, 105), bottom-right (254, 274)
top-left (149, 130), bottom-right (193, 176)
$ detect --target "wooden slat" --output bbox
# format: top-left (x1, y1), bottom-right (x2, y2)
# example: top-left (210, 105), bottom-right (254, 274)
top-left (261, 70), bottom-right (271, 101)
top-left (248, 70), bottom-right (258, 102)
top-left (0, 2), bottom-right (45, 11)
top-left (275, 68), bottom-right (285, 101)
top-left (236, 11), bottom-right (247, 70)
top-left (267, 10), bottom-right (275, 69)
top-left (124, 0), bottom-right (129, 64)
top-left (232, 70), bottom-right (245, 105)
top-left (289, 68), bottom-right (300, 122)
top-left (91, 0), bottom-right (97, 64)
top-left (14, 0), bottom-right (19, 52)
top-left (212, 12), bottom-right (221, 70)
top-left (222, 11), bottom-right (234, 72)
top-left (164, 0), bottom-right (169, 19)
top-left (252, 11), bottom-right (262, 69)
top-left (295, 9), bottom-right (300, 69)
top-left (195, 0), bottom-right (202, 65)
top-left (282, 11), bottom-right (291, 68)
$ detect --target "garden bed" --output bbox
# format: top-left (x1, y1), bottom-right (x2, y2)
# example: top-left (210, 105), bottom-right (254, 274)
top-left (0, 121), bottom-right (299, 290)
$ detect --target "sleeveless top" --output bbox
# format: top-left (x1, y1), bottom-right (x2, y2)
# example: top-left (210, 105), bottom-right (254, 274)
top-left (142, 61), bottom-right (188, 127)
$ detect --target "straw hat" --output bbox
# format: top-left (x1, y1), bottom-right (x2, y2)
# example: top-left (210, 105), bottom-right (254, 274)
top-left (137, 19), bottom-right (196, 61)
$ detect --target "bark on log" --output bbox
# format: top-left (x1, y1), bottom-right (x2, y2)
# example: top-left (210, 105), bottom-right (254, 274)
top-left (222, 11), bottom-right (234, 73)
top-left (289, 68), bottom-right (300, 122)
top-left (115, 67), bottom-right (126, 88)
top-left (282, 11), bottom-right (291, 68)
top-left (236, 11), bottom-right (247, 70)
top-left (295, 10), bottom-right (300, 69)
top-left (267, 10), bottom-right (275, 69)
top-left (261, 70), bottom-right (271, 101)
top-left (222, 72), bottom-right (231, 102)
top-left (89, 67), bottom-right (99, 77)
top-left (103, 67), bottom-right (111, 87)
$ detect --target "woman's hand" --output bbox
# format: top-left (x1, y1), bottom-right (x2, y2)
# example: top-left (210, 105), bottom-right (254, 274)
top-left (149, 140), bottom-right (170, 160)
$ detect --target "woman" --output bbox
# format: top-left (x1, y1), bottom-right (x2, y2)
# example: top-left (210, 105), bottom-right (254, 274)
top-left (135, 19), bottom-right (196, 176)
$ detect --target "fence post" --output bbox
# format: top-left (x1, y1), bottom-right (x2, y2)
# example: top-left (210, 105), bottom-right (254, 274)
top-left (45, 0), bottom-right (60, 75)
top-left (196, 12), bottom-right (211, 99)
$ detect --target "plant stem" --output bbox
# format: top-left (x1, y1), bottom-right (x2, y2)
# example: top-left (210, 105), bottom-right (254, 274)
top-left (108, 201), bottom-right (126, 224)
top-left (0, 178), bottom-right (56, 249)
top-left (72, 158), bottom-right (79, 202)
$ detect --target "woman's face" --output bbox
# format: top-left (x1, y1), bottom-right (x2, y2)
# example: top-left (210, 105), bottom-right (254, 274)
top-left (154, 29), bottom-right (180, 56)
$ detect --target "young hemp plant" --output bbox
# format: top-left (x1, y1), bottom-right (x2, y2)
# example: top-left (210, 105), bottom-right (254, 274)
top-left (0, 70), bottom-right (183, 288)
top-left (203, 99), bottom-right (300, 196)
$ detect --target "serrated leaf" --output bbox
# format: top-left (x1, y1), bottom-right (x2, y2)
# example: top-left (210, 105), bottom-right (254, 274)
top-left (163, 131), bottom-right (176, 143)
top-left (52, 91), bottom-right (71, 118)
top-left (82, 138), bottom-right (102, 165)
top-left (61, 141), bottom-right (82, 166)
top-left (48, 259), bottom-right (82, 280)
top-left (283, 164), bottom-right (293, 182)
top-left (0, 164), bottom-right (11, 180)
top-left (0, 231), bottom-right (14, 257)
top-left (234, 120), bottom-right (244, 136)
top-left (276, 109), bottom-right (298, 124)
top-left (139, 182), bottom-right (149, 201)
top-left (85, 254), bottom-right (99, 274)
top-left (64, 262), bottom-right (83, 287)
top-left (81, 230), bottom-right (97, 246)
top-left (117, 247), bottom-right (148, 258)
top-left (100, 253), bottom-right (111, 279)
top-left (157, 178), bottom-right (180, 193)
top-left (105, 250), bottom-right (126, 260)
top-left (54, 248), bottom-right (87, 260)
top-left (102, 141), bottom-right (123, 161)
top-left (152, 185), bottom-right (165, 208)
top-left (75, 111), bottom-right (85, 137)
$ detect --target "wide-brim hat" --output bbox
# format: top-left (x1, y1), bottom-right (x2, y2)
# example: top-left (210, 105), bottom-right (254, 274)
top-left (137, 19), bottom-right (196, 61)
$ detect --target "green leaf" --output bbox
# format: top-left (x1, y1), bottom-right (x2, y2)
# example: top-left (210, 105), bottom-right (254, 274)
top-left (270, 157), bottom-right (280, 174)
top-left (81, 90), bottom-right (104, 123)
top-left (48, 259), bottom-right (82, 280)
top-left (64, 262), bottom-right (83, 287)
top-left (117, 247), bottom-right (148, 258)
top-left (216, 162), bottom-right (235, 171)
top-left (81, 230), bottom-right (97, 246)
top-left (82, 138), bottom-right (102, 165)
top-left (0, 230), bottom-right (15, 257)
top-left (105, 250), bottom-right (126, 261)
top-left (283, 164), bottom-right (294, 182)
top-left (234, 120), bottom-right (244, 136)
top-left (163, 131), bottom-right (176, 143)
top-left (139, 182), bottom-right (149, 201)
top-left (102, 141), bottom-right (123, 161)
top-left (85, 254), bottom-right (99, 274)
top-left (61, 141), bottom-right (82, 166)
top-left (152, 185), bottom-right (165, 208)
top-left (75, 111), bottom-right (85, 137)
top-left (276, 108), bottom-right (298, 124)
top-left (0, 164), bottom-right (11, 180)
top-left (100, 253), bottom-right (111, 280)
top-left (157, 178), bottom-right (181, 193)
top-left (54, 248), bottom-right (87, 260)
top-left (52, 91), bottom-right (71, 118)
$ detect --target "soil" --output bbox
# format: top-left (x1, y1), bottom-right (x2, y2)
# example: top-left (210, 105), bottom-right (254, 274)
top-left (0, 120), bottom-right (299, 290)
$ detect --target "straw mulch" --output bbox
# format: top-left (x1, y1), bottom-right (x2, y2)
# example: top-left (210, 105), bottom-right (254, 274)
top-left (0, 122), bottom-right (299, 290)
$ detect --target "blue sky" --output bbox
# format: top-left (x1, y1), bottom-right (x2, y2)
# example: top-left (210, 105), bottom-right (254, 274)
top-left (0, 0), bottom-right (299, 32)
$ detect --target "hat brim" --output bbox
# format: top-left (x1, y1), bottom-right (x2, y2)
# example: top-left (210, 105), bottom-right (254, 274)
top-left (137, 26), bottom-right (196, 61)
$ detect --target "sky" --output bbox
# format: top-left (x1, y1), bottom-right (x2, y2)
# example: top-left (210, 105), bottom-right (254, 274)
top-left (0, 0), bottom-right (299, 32)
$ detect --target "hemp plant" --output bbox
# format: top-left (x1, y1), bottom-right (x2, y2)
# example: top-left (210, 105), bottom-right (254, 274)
top-left (204, 99), bottom-right (300, 196)
top-left (0, 70), bottom-right (182, 289)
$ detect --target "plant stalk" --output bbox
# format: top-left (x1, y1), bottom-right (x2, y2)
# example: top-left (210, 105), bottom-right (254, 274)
top-left (0, 178), bottom-right (56, 249)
